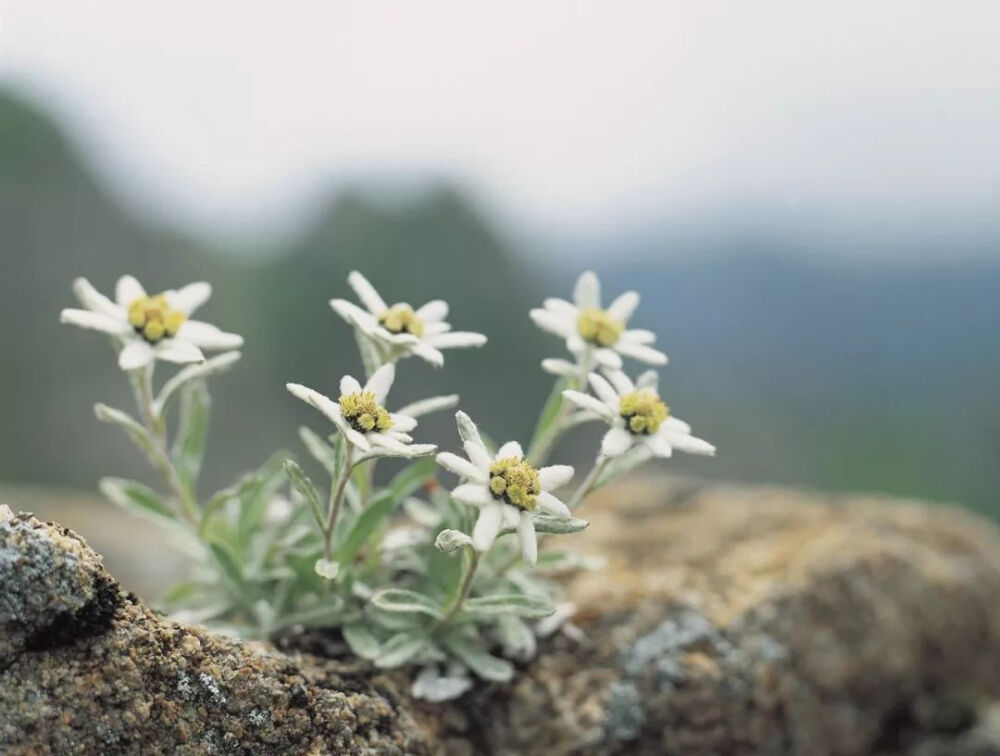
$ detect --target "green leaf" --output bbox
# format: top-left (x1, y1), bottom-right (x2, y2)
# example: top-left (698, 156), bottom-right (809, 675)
top-left (278, 597), bottom-right (348, 629)
top-left (236, 452), bottom-right (291, 546)
top-left (495, 614), bottom-right (537, 661)
top-left (342, 622), bottom-right (381, 660)
top-left (374, 631), bottom-right (430, 668)
top-left (366, 605), bottom-right (427, 631)
top-left (531, 515), bottom-right (589, 535)
top-left (159, 580), bottom-right (207, 608)
top-left (94, 403), bottom-right (159, 462)
top-left (444, 635), bottom-right (514, 682)
top-left (99, 477), bottom-right (175, 521)
top-left (299, 426), bottom-right (342, 475)
top-left (370, 588), bottom-right (442, 618)
top-left (333, 492), bottom-right (395, 563)
top-left (527, 377), bottom-right (568, 461)
top-left (207, 540), bottom-right (251, 606)
top-left (387, 457), bottom-right (437, 501)
top-left (434, 529), bottom-right (473, 554)
top-left (172, 381), bottom-right (210, 491)
top-left (283, 459), bottom-right (324, 530)
top-left (463, 594), bottom-right (555, 619)
top-left (155, 351), bottom-right (241, 414)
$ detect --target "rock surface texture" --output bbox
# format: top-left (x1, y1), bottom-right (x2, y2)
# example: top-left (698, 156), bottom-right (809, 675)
top-left (3, 481), bottom-right (1000, 754)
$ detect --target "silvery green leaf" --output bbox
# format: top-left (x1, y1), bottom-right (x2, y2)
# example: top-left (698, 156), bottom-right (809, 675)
top-left (535, 602), bottom-right (577, 638)
top-left (171, 381), bottom-right (210, 491)
top-left (434, 529), bottom-right (472, 553)
top-left (334, 492), bottom-right (395, 563)
top-left (99, 477), bottom-right (175, 521)
top-left (455, 410), bottom-right (483, 447)
top-left (535, 551), bottom-right (604, 574)
top-left (527, 377), bottom-right (568, 461)
top-left (403, 497), bottom-right (442, 528)
top-left (371, 589), bottom-right (442, 618)
top-left (155, 351), bottom-right (241, 414)
top-left (314, 559), bottom-right (340, 580)
top-left (464, 594), bottom-right (555, 619)
top-left (443, 635), bottom-right (514, 683)
top-left (366, 604), bottom-right (425, 631)
top-left (387, 458), bottom-right (437, 501)
top-left (279, 596), bottom-right (348, 629)
top-left (342, 622), bottom-right (381, 660)
top-left (94, 403), bottom-right (159, 460)
top-left (374, 631), bottom-right (430, 668)
top-left (531, 515), bottom-right (589, 535)
top-left (298, 425), bottom-right (341, 475)
top-left (411, 666), bottom-right (473, 702)
top-left (283, 459), bottom-right (325, 530)
top-left (207, 540), bottom-right (252, 607)
top-left (495, 615), bottom-right (537, 662)
top-left (395, 394), bottom-right (459, 419)
top-left (596, 444), bottom-right (654, 489)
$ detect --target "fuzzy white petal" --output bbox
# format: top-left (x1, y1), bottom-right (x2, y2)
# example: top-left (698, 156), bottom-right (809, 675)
top-left (464, 440), bottom-right (492, 472)
top-left (636, 370), bottom-right (659, 391)
top-left (453, 483), bottom-right (492, 507)
top-left (536, 491), bottom-right (571, 518)
top-left (601, 427), bottom-right (633, 457)
top-left (118, 340), bottom-right (155, 370)
top-left (607, 291), bottom-right (640, 322)
top-left (154, 339), bottom-right (205, 364)
top-left (541, 358), bottom-right (576, 376)
top-left (615, 341), bottom-right (668, 366)
top-left (395, 394), bottom-right (458, 418)
top-left (330, 299), bottom-right (372, 328)
top-left (60, 308), bottom-right (130, 335)
top-left (620, 328), bottom-right (656, 345)
top-left (364, 363), bottom-right (396, 403)
top-left (562, 390), bottom-right (615, 420)
top-left (538, 465), bottom-right (574, 490)
top-left (573, 271), bottom-right (600, 309)
top-left (72, 278), bottom-right (123, 319)
top-left (175, 320), bottom-right (243, 350)
top-left (343, 425), bottom-right (372, 451)
top-left (593, 348), bottom-right (624, 369)
top-left (425, 331), bottom-right (487, 349)
top-left (436, 452), bottom-right (489, 483)
top-left (588, 372), bottom-right (620, 407)
top-left (604, 369), bottom-right (634, 395)
top-left (518, 511), bottom-right (538, 567)
top-left (410, 342), bottom-right (445, 367)
top-left (339, 375), bottom-right (363, 395)
top-left (287, 383), bottom-right (343, 425)
top-left (402, 443), bottom-right (437, 458)
top-left (391, 414), bottom-right (418, 432)
top-left (347, 271), bottom-right (388, 314)
top-left (530, 309), bottom-right (575, 339)
top-left (472, 502), bottom-right (504, 552)
top-left (115, 275), bottom-right (146, 307)
top-left (168, 282), bottom-right (212, 315)
top-left (422, 322), bottom-right (450, 336)
top-left (369, 432), bottom-right (411, 454)
top-left (415, 300), bottom-right (448, 322)
top-left (496, 441), bottom-right (524, 460)
top-left (644, 433), bottom-right (673, 458)
top-left (543, 298), bottom-right (578, 318)
top-left (566, 334), bottom-right (586, 353)
top-left (663, 431), bottom-right (716, 456)
top-left (664, 416), bottom-right (691, 434)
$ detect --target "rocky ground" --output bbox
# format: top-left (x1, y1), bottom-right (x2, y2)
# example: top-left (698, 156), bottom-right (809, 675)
top-left (3, 479), bottom-right (1000, 754)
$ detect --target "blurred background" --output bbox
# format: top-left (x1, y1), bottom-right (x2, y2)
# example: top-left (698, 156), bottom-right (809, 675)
top-left (2, 1), bottom-right (999, 526)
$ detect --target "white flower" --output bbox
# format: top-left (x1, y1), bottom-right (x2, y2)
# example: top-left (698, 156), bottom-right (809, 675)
top-left (286, 363), bottom-right (436, 458)
top-left (331, 271), bottom-right (487, 367)
top-left (530, 270), bottom-right (667, 370)
top-left (563, 369), bottom-right (715, 459)
top-left (436, 411), bottom-right (574, 566)
top-left (60, 276), bottom-right (243, 371)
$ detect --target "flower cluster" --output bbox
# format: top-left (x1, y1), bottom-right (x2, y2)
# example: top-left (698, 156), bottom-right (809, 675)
top-left (61, 266), bottom-right (713, 702)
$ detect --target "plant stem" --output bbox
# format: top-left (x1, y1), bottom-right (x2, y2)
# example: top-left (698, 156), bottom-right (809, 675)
top-left (567, 454), bottom-right (608, 511)
top-left (439, 546), bottom-right (480, 624)
top-left (528, 348), bottom-right (593, 467)
top-left (323, 445), bottom-right (355, 561)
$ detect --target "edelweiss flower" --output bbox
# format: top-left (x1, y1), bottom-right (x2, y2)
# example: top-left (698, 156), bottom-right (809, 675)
top-left (436, 412), bottom-right (574, 566)
top-left (60, 276), bottom-right (243, 371)
top-left (563, 370), bottom-right (715, 458)
top-left (287, 363), bottom-right (436, 458)
top-left (530, 270), bottom-right (667, 371)
top-left (331, 271), bottom-right (487, 367)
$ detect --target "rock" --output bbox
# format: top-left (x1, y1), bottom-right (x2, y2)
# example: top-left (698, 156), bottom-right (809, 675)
top-left (3, 479), bottom-right (1000, 754)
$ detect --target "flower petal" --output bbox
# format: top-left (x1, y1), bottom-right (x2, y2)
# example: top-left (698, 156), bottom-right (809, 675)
top-left (436, 452), bottom-right (488, 483)
top-left (543, 298), bottom-right (578, 318)
top-left (663, 431), bottom-right (716, 456)
top-left (340, 375), bottom-right (363, 395)
top-left (423, 321), bottom-right (451, 336)
top-left (331, 298), bottom-right (372, 327)
top-left (615, 341), bottom-right (668, 366)
top-left (588, 372), bottom-right (619, 406)
top-left (175, 320), bottom-right (243, 350)
top-left (561, 390), bottom-right (615, 420)
top-left (593, 348), bottom-right (623, 369)
top-left (115, 275), bottom-right (146, 307)
top-left (395, 394), bottom-right (458, 418)
top-left (287, 383), bottom-right (342, 425)
top-left (636, 370), bottom-right (659, 391)
top-left (541, 358), bottom-right (576, 376)
top-left (496, 441), bottom-right (523, 460)
top-left (603, 369), bottom-right (634, 395)
top-left (601, 426), bottom-right (633, 457)
top-left (72, 278), bottom-right (123, 319)
top-left (60, 308), bottom-right (130, 335)
top-left (606, 291), bottom-right (640, 322)
top-left (664, 416), bottom-right (691, 434)
top-left (453, 483), bottom-right (492, 507)
top-left (415, 300), bottom-right (448, 322)
top-left (118, 340), bottom-right (154, 370)
top-left (154, 339), bottom-right (205, 364)
top-left (364, 363), bottom-right (396, 403)
top-left (472, 502), bottom-right (504, 552)
top-left (411, 342), bottom-right (445, 367)
top-left (644, 433), bottom-right (673, 458)
top-left (530, 309), bottom-right (575, 339)
top-left (391, 414), bottom-right (418, 432)
top-left (573, 271), bottom-right (600, 309)
top-left (538, 464), bottom-right (574, 490)
top-left (347, 271), bottom-right (387, 314)
top-left (620, 328), bottom-right (656, 345)
top-left (343, 425), bottom-right (372, 451)
top-left (425, 331), bottom-right (487, 349)
top-left (536, 491), bottom-right (571, 518)
top-left (369, 432), bottom-right (412, 454)
top-left (168, 282), bottom-right (212, 315)
top-left (518, 510), bottom-right (538, 567)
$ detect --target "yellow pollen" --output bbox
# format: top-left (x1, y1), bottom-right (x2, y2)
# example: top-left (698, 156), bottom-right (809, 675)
top-left (577, 308), bottom-right (623, 347)
top-left (488, 456), bottom-right (541, 511)
top-left (126, 294), bottom-right (187, 344)
top-left (378, 305), bottom-right (424, 338)
top-left (338, 391), bottom-right (394, 434)
top-left (618, 389), bottom-right (669, 436)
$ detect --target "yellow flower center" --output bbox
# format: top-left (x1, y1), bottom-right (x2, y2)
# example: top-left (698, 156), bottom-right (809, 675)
top-left (338, 390), bottom-right (394, 433)
top-left (577, 308), bottom-right (623, 347)
top-left (618, 389), bottom-right (669, 435)
top-left (488, 456), bottom-right (541, 512)
top-left (378, 305), bottom-right (424, 338)
top-left (126, 294), bottom-right (187, 344)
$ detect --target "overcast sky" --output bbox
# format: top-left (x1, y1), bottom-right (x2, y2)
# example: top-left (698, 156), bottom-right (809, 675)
top-left (2, 1), bottom-right (999, 251)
